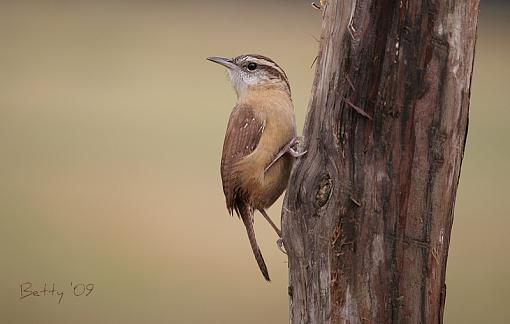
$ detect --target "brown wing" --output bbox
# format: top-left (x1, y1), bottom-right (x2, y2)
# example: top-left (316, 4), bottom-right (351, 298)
top-left (221, 104), bottom-right (265, 215)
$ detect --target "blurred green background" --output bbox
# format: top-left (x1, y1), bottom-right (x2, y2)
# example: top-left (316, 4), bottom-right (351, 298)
top-left (0, 1), bottom-right (508, 323)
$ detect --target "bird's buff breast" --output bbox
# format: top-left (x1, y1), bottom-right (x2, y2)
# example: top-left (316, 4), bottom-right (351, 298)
top-left (255, 153), bottom-right (293, 208)
top-left (236, 137), bottom-right (294, 210)
top-left (236, 90), bottom-right (296, 208)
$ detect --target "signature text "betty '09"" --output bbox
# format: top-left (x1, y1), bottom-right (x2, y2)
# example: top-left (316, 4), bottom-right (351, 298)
top-left (20, 282), bottom-right (94, 304)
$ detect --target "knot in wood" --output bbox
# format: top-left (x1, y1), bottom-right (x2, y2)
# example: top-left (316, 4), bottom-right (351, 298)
top-left (315, 173), bottom-right (332, 208)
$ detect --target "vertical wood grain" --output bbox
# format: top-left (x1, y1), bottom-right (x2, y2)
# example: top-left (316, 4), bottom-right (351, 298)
top-left (282, 1), bottom-right (480, 323)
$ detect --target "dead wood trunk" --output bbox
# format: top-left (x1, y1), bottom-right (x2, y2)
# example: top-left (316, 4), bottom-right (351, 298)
top-left (282, 0), bottom-right (479, 323)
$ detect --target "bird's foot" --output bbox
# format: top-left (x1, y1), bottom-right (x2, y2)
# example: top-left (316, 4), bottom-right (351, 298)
top-left (288, 136), bottom-right (307, 158)
top-left (265, 136), bottom-right (307, 172)
top-left (259, 209), bottom-right (287, 254)
top-left (277, 238), bottom-right (287, 255)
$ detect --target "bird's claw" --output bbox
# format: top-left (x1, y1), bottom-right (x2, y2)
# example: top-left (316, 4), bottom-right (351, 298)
top-left (288, 136), bottom-right (307, 157)
top-left (289, 147), bottom-right (307, 158)
top-left (277, 238), bottom-right (287, 254)
top-left (265, 136), bottom-right (307, 172)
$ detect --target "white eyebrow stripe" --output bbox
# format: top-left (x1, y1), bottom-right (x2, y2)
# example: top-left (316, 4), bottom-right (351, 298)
top-left (238, 56), bottom-right (284, 74)
top-left (248, 58), bottom-right (286, 77)
top-left (248, 58), bottom-right (288, 85)
top-left (236, 55), bottom-right (291, 93)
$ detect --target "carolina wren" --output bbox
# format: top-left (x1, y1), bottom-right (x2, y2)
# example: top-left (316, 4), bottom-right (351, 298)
top-left (208, 54), bottom-right (305, 281)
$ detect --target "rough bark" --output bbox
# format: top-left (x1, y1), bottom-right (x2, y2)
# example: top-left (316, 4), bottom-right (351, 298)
top-left (282, 0), bottom-right (479, 323)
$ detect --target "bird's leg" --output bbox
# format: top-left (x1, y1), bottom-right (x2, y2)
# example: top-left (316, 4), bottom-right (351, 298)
top-left (259, 209), bottom-right (287, 254)
top-left (265, 136), bottom-right (307, 172)
top-left (259, 209), bottom-right (281, 236)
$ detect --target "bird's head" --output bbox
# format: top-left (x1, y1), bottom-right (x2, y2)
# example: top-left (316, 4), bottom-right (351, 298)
top-left (207, 54), bottom-right (290, 98)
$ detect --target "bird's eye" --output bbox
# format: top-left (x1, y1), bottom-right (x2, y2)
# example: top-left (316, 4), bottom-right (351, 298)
top-left (247, 62), bottom-right (257, 71)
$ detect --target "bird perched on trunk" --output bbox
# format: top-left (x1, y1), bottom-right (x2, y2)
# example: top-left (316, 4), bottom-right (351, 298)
top-left (207, 54), bottom-right (305, 281)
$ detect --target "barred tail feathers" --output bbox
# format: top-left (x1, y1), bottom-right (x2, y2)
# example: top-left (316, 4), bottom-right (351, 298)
top-left (239, 204), bottom-right (270, 281)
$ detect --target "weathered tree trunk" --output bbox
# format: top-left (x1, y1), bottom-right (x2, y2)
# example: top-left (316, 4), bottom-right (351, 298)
top-left (282, 0), bottom-right (479, 323)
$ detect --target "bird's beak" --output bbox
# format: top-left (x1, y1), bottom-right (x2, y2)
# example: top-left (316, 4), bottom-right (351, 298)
top-left (207, 56), bottom-right (237, 70)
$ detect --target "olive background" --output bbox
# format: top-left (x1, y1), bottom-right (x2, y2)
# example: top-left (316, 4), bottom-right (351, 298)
top-left (0, 1), bottom-right (509, 323)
